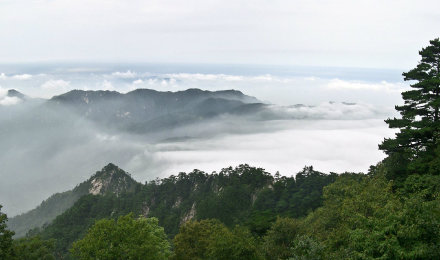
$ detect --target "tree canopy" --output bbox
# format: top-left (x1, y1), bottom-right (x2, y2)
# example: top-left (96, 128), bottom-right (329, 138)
top-left (172, 219), bottom-right (262, 260)
top-left (0, 205), bottom-right (14, 259)
top-left (70, 214), bottom-right (170, 260)
top-left (11, 236), bottom-right (55, 260)
top-left (380, 38), bottom-right (440, 178)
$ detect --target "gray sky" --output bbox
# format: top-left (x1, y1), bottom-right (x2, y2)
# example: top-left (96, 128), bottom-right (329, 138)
top-left (1, 0), bottom-right (439, 68)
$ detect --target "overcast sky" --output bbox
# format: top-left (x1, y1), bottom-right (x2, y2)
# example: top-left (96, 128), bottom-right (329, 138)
top-left (1, 0), bottom-right (439, 68)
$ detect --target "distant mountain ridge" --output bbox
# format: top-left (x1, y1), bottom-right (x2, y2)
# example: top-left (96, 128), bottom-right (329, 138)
top-left (49, 88), bottom-right (263, 133)
top-left (8, 163), bottom-right (139, 238)
top-left (51, 88), bottom-right (259, 104)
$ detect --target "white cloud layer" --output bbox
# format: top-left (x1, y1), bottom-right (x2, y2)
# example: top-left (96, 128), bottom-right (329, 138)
top-left (12, 74), bottom-right (32, 80)
top-left (0, 73), bottom-right (33, 80)
top-left (0, 87), bottom-right (22, 106)
top-left (132, 79), bottom-right (143, 85)
top-left (0, 65), bottom-right (405, 215)
top-left (271, 102), bottom-right (391, 120)
top-left (112, 70), bottom-right (137, 78)
top-left (0, 103), bottom-right (395, 216)
top-left (100, 80), bottom-right (115, 90)
top-left (41, 79), bottom-right (70, 90)
top-left (327, 79), bottom-right (404, 92)
top-left (153, 119), bottom-right (394, 177)
top-left (0, 96), bottom-right (21, 106)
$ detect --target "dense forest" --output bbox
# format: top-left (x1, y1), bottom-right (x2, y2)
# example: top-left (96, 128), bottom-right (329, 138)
top-left (1, 39), bottom-right (440, 259)
top-left (7, 163), bottom-right (338, 259)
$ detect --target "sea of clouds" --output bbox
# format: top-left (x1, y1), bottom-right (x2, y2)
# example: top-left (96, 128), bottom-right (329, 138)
top-left (0, 64), bottom-right (406, 216)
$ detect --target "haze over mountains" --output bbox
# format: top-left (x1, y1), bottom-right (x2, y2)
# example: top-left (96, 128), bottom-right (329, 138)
top-left (0, 86), bottom-right (395, 216)
top-left (49, 88), bottom-right (262, 135)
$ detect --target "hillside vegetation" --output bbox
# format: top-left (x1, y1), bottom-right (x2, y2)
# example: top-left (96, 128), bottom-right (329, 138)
top-left (30, 164), bottom-right (337, 258)
top-left (8, 163), bottom-right (139, 238)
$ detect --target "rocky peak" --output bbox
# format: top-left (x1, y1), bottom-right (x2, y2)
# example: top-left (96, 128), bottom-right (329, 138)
top-left (87, 163), bottom-right (138, 196)
top-left (7, 89), bottom-right (26, 99)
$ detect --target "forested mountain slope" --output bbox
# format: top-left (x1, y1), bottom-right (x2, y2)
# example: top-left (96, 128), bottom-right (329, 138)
top-left (8, 163), bottom-right (139, 238)
top-left (20, 164), bottom-right (338, 257)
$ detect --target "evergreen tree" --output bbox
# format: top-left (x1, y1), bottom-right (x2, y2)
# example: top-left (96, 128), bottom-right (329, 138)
top-left (11, 236), bottom-right (55, 260)
top-left (380, 38), bottom-right (440, 177)
top-left (0, 205), bottom-right (14, 259)
top-left (172, 219), bottom-right (262, 260)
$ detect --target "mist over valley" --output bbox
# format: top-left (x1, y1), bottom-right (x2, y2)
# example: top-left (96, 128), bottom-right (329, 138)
top-left (0, 65), bottom-right (400, 216)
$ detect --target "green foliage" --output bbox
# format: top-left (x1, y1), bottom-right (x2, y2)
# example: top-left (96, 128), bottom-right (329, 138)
top-left (39, 194), bottom-right (119, 256)
top-left (288, 235), bottom-right (324, 260)
top-left (244, 210), bottom-right (276, 237)
top-left (172, 219), bottom-right (262, 260)
top-left (208, 226), bottom-right (262, 260)
top-left (399, 174), bottom-right (440, 200)
top-left (0, 205), bottom-right (14, 259)
top-left (262, 217), bottom-right (304, 260)
top-left (16, 164), bottom-right (440, 259)
top-left (70, 214), bottom-right (170, 260)
top-left (380, 38), bottom-right (440, 178)
top-left (11, 236), bottom-right (55, 260)
top-left (172, 219), bottom-right (224, 259)
top-left (300, 172), bottom-right (440, 259)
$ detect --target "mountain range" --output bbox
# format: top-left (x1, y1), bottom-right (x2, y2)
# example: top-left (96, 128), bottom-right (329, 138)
top-left (48, 88), bottom-right (264, 133)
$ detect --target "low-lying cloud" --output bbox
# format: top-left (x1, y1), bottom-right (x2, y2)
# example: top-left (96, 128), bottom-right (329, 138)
top-left (0, 73), bottom-right (32, 80)
top-left (0, 87), bottom-right (22, 106)
top-left (0, 96), bottom-right (21, 106)
top-left (0, 97), bottom-right (396, 216)
top-left (153, 119), bottom-right (394, 178)
top-left (12, 74), bottom-right (32, 80)
top-left (41, 79), bottom-right (70, 90)
top-left (269, 102), bottom-right (393, 120)
top-left (112, 70), bottom-right (137, 78)
top-left (0, 66), bottom-right (404, 216)
top-left (327, 79), bottom-right (405, 93)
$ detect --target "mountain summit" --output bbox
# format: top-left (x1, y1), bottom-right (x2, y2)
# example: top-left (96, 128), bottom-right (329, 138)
top-left (8, 164), bottom-right (139, 238)
top-left (87, 163), bottom-right (138, 196)
top-left (7, 89), bottom-right (26, 99)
